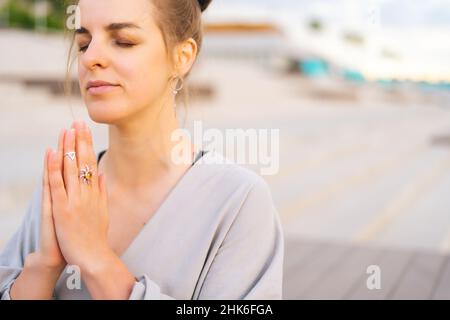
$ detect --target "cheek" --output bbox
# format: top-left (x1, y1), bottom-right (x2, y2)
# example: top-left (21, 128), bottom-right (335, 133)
top-left (78, 61), bottom-right (87, 87)
top-left (118, 48), bottom-right (170, 105)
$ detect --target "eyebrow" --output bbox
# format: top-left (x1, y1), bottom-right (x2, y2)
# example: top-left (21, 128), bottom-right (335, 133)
top-left (75, 22), bottom-right (141, 35)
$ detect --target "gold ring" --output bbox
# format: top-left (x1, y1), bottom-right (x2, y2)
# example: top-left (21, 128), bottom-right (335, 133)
top-left (79, 164), bottom-right (94, 185)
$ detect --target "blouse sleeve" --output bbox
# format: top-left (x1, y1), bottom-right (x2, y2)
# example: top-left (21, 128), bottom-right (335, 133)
top-left (128, 275), bottom-right (176, 300)
top-left (0, 182), bottom-right (41, 300)
top-left (126, 176), bottom-right (284, 300)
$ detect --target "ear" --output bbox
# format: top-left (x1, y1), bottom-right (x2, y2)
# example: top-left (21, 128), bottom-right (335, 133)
top-left (172, 38), bottom-right (198, 77)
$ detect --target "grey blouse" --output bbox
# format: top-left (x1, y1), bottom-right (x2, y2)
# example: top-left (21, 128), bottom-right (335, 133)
top-left (0, 150), bottom-right (284, 299)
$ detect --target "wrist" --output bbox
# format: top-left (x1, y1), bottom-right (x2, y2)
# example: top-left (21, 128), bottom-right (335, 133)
top-left (79, 246), bottom-right (116, 279)
top-left (24, 252), bottom-right (65, 280)
top-left (78, 247), bottom-right (136, 299)
top-left (10, 253), bottom-right (64, 300)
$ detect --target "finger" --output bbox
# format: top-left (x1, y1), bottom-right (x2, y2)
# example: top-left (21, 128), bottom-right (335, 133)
top-left (48, 149), bottom-right (68, 210)
top-left (74, 121), bottom-right (98, 191)
top-left (57, 128), bottom-right (66, 181)
top-left (42, 148), bottom-right (60, 249)
top-left (42, 148), bottom-right (52, 220)
top-left (47, 129), bottom-right (68, 207)
top-left (64, 128), bottom-right (80, 197)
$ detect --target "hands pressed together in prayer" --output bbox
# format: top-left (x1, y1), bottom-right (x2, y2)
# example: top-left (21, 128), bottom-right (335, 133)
top-left (11, 121), bottom-right (136, 300)
top-left (42, 121), bottom-right (109, 273)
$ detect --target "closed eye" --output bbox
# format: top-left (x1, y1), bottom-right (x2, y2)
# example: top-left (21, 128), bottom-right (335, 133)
top-left (78, 43), bottom-right (90, 52)
top-left (115, 41), bottom-right (136, 48)
top-left (76, 40), bottom-right (136, 53)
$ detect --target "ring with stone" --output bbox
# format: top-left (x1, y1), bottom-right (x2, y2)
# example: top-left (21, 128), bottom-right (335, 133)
top-left (79, 164), bottom-right (95, 185)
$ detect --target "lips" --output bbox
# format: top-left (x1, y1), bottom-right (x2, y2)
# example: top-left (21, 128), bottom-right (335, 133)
top-left (86, 80), bottom-right (120, 95)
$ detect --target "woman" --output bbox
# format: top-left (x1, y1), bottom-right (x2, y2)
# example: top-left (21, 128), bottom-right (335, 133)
top-left (0, 0), bottom-right (284, 300)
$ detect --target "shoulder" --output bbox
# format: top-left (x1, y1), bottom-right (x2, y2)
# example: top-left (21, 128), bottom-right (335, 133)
top-left (197, 152), bottom-right (284, 269)
top-left (197, 150), bottom-right (272, 196)
top-left (196, 150), bottom-right (277, 222)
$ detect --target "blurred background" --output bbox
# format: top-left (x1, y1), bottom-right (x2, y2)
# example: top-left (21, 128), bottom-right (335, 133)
top-left (1, 0), bottom-right (450, 299)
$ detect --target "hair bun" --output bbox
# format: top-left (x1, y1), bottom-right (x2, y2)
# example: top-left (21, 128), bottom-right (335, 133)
top-left (198, 0), bottom-right (213, 12)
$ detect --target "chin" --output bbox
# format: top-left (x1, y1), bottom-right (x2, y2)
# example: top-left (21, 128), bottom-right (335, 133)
top-left (85, 99), bottom-right (131, 125)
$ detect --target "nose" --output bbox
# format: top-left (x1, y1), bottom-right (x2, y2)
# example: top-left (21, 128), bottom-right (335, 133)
top-left (80, 38), bottom-right (109, 71)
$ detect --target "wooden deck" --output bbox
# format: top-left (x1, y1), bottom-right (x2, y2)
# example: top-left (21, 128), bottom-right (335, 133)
top-left (283, 237), bottom-right (450, 299)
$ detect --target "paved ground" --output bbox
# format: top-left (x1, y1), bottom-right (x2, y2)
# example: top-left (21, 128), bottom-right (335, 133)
top-left (283, 237), bottom-right (450, 299)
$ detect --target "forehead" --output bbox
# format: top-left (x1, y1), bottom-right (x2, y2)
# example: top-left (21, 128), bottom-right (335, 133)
top-left (78, 0), bottom-right (154, 28)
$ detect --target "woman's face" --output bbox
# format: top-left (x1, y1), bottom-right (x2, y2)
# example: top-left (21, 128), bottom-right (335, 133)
top-left (76, 0), bottom-right (172, 124)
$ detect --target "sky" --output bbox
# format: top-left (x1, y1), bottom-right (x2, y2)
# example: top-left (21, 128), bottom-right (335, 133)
top-left (207, 0), bottom-right (450, 29)
top-left (204, 0), bottom-right (450, 82)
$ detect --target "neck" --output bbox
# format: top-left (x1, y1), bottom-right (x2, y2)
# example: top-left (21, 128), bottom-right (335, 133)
top-left (99, 98), bottom-right (194, 192)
